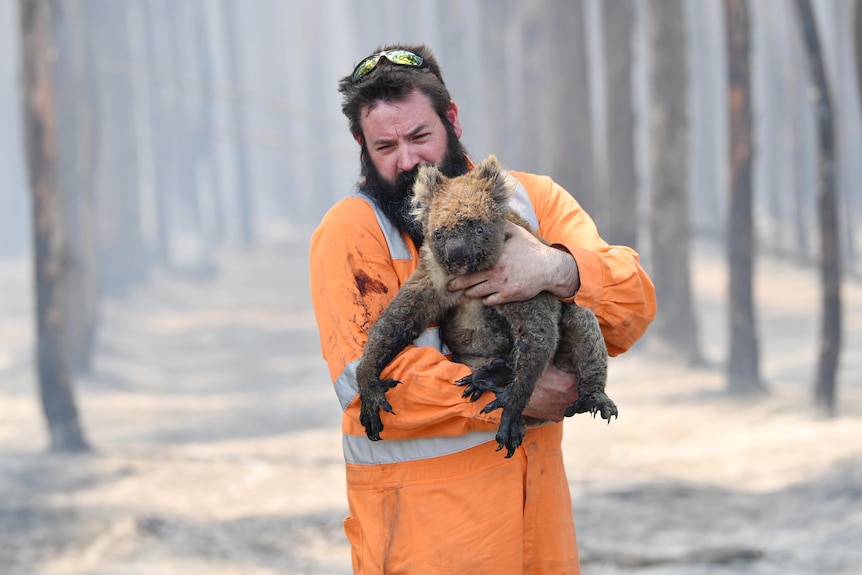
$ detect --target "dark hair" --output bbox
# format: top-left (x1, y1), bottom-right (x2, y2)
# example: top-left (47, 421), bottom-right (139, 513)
top-left (338, 44), bottom-right (453, 140)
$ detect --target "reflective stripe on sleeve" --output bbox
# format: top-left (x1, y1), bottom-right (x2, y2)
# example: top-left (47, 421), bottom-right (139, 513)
top-left (334, 327), bottom-right (450, 411)
top-left (343, 430), bottom-right (498, 465)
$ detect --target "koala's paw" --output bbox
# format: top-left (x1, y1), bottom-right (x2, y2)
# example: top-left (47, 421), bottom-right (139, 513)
top-left (359, 378), bottom-right (401, 441)
top-left (455, 358), bottom-right (512, 402)
top-left (565, 391), bottom-right (618, 423)
top-left (494, 407), bottom-right (527, 458)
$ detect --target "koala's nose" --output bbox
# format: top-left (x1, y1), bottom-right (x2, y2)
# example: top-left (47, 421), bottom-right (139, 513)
top-left (445, 243), bottom-right (473, 273)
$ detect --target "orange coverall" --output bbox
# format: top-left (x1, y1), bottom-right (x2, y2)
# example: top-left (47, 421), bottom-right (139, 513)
top-left (310, 169), bottom-right (656, 574)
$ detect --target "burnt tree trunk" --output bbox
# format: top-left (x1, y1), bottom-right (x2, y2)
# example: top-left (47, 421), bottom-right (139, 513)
top-left (19, 0), bottom-right (90, 452)
top-left (648, 0), bottom-right (703, 364)
top-left (794, 0), bottom-right (842, 417)
top-left (549, 0), bottom-right (598, 220)
top-left (222, 0), bottom-right (255, 248)
top-left (603, 0), bottom-right (638, 249)
top-left (54, 0), bottom-right (100, 374)
top-left (855, 0), bottom-right (862, 118)
top-left (725, 0), bottom-right (765, 395)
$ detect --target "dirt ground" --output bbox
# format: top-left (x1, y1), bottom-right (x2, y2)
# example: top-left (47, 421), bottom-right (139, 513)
top-left (1, 237), bottom-right (861, 575)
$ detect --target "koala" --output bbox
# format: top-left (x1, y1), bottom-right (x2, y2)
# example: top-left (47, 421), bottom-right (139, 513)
top-left (355, 155), bottom-right (616, 457)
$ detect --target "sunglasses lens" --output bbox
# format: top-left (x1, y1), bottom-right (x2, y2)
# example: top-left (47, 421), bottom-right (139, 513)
top-left (352, 55), bottom-right (381, 83)
top-left (385, 50), bottom-right (424, 67)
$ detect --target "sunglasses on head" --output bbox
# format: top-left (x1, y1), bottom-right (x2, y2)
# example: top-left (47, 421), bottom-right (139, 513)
top-left (351, 49), bottom-right (426, 84)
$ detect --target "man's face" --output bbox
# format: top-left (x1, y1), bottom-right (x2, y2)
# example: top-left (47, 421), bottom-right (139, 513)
top-left (358, 90), bottom-right (462, 185)
top-left (357, 90), bottom-right (468, 246)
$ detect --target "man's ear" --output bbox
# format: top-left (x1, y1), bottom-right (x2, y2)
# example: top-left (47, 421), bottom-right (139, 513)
top-left (354, 134), bottom-right (364, 146)
top-left (445, 101), bottom-right (462, 139)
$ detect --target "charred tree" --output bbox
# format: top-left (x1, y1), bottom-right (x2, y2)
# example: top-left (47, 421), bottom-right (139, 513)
top-left (856, 0), bottom-right (862, 113)
top-left (53, 0), bottom-right (100, 374)
top-left (222, 0), bottom-right (255, 248)
top-left (724, 0), bottom-right (765, 395)
top-left (603, 0), bottom-right (638, 249)
top-left (794, 0), bottom-right (842, 417)
top-left (647, 0), bottom-right (703, 364)
top-left (90, 0), bottom-right (148, 296)
top-left (19, 0), bottom-right (90, 452)
top-left (548, 1), bottom-right (598, 220)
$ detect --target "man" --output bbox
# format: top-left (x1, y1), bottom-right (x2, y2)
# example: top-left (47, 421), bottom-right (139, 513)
top-left (310, 44), bottom-right (656, 574)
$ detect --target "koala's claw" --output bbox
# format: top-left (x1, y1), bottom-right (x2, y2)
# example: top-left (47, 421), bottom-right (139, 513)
top-left (359, 378), bottom-right (401, 441)
top-left (565, 392), bottom-right (618, 422)
top-left (456, 358), bottom-right (512, 401)
top-left (494, 408), bottom-right (527, 458)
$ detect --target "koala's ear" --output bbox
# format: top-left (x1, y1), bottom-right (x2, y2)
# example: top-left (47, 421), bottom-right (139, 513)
top-left (414, 164), bottom-right (443, 202)
top-left (411, 164), bottom-right (443, 224)
top-left (474, 154), bottom-right (502, 183)
top-left (476, 154), bottom-right (515, 207)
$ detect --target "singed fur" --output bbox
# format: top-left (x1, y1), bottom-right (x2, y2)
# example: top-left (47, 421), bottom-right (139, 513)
top-left (355, 155), bottom-right (616, 456)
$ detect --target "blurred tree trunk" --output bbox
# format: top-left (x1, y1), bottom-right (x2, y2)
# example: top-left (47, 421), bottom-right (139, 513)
top-left (725, 0), bottom-right (765, 395)
top-left (191, 2), bottom-right (225, 249)
top-left (517, 0), bottom-right (544, 173)
top-left (856, 0), bottom-right (862, 114)
top-left (794, 0), bottom-right (842, 417)
top-left (648, 0), bottom-right (703, 364)
top-left (222, 0), bottom-right (254, 248)
top-left (91, 0), bottom-right (148, 296)
top-left (548, 0), bottom-right (597, 217)
top-left (54, 0), bottom-right (100, 374)
top-left (19, 0), bottom-right (90, 452)
top-left (603, 0), bottom-right (638, 248)
top-left (140, 0), bottom-right (172, 267)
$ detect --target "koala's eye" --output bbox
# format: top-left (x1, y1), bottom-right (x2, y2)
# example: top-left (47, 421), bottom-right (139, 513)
top-left (434, 230), bottom-right (443, 240)
top-left (475, 225), bottom-right (485, 235)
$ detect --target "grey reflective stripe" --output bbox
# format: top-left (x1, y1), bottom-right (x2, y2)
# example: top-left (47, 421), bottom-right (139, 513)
top-left (335, 361), bottom-right (359, 411)
top-left (356, 192), bottom-right (412, 261)
top-left (507, 174), bottom-right (539, 229)
top-left (334, 328), bottom-right (449, 411)
top-left (344, 429), bottom-right (498, 465)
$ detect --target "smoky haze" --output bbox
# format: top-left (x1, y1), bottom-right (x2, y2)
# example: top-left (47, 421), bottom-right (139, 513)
top-left (1, 1), bottom-right (862, 572)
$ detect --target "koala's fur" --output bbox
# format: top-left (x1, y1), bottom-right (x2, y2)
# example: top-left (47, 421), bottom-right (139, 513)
top-left (355, 155), bottom-right (616, 457)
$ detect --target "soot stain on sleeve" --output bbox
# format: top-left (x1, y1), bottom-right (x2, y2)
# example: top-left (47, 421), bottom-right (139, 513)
top-left (354, 269), bottom-right (389, 297)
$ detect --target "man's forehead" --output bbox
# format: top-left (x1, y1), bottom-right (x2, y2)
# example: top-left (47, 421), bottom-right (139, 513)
top-left (361, 95), bottom-right (438, 139)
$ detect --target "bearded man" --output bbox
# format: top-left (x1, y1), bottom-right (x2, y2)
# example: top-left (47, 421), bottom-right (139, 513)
top-left (309, 44), bottom-right (656, 575)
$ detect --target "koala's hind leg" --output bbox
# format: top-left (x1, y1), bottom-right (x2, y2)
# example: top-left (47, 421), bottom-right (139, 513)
top-left (483, 308), bottom-right (559, 457)
top-left (556, 305), bottom-right (617, 421)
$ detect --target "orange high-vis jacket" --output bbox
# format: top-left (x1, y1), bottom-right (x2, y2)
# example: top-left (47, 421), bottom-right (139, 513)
top-left (310, 170), bottom-right (656, 574)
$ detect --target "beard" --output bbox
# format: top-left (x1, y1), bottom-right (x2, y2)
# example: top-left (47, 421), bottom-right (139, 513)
top-left (360, 123), bottom-right (470, 247)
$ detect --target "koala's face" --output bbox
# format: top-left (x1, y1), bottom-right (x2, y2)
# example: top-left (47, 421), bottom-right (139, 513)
top-left (412, 155), bottom-right (514, 276)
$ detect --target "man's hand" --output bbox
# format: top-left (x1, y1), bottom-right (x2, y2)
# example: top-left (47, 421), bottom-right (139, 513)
top-left (447, 221), bottom-right (580, 305)
top-left (522, 364), bottom-right (579, 422)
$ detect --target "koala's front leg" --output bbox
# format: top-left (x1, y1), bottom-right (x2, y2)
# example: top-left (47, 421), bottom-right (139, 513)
top-left (355, 273), bottom-right (444, 441)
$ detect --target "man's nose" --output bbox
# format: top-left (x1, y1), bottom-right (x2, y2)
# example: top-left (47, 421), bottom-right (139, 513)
top-left (396, 145), bottom-right (420, 173)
